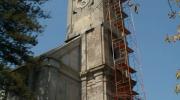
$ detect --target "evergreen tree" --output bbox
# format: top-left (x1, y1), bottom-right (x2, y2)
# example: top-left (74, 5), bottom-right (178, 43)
top-left (0, 0), bottom-right (49, 66)
top-left (0, 0), bottom-right (49, 99)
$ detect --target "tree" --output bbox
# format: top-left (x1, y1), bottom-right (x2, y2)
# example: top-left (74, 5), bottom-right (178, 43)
top-left (0, 0), bottom-right (49, 99)
top-left (168, 0), bottom-right (180, 19)
top-left (166, 0), bottom-right (180, 43)
top-left (176, 70), bottom-right (180, 94)
top-left (0, 0), bottom-right (49, 66)
top-left (166, 0), bottom-right (180, 42)
top-left (166, 0), bottom-right (180, 94)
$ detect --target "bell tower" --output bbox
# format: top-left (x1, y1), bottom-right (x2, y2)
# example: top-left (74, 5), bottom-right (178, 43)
top-left (66, 0), bottom-right (104, 40)
top-left (66, 0), bottom-right (139, 100)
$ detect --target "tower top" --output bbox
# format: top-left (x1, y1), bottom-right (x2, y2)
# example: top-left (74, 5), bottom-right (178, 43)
top-left (66, 0), bottom-right (104, 41)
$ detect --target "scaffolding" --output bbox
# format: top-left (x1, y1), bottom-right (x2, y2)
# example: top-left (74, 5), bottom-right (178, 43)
top-left (105, 0), bottom-right (145, 100)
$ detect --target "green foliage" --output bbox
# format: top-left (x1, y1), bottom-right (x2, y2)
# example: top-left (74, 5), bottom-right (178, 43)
top-left (0, 0), bottom-right (49, 99)
top-left (0, 0), bottom-right (49, 66)
top-left (0, 58), bottom-right (43, 100)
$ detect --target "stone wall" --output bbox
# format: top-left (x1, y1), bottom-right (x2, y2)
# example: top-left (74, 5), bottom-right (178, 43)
top-left (33, 65), bottom-right (80, 100)
top-left (33, 37), bottom-right (81, 100)
top-left (7, 38), bottom-right (81, 100)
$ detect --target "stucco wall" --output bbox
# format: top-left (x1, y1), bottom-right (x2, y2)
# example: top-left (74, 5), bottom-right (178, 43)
top-left (33, 65), bottom-right (80, 100)
top-left (7, 38), bottom-right (81, 100)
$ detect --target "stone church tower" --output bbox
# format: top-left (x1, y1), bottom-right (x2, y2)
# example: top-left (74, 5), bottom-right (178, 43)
top-left (9, 0), bottom-right (141, 100)
top-left (65, 0), bottom-right (137, 100)
top-left (66, 0), bottom-right (114, 99)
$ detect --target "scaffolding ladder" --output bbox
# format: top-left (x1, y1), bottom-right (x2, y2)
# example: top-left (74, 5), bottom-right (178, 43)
top-left (106, 0), bottom-right (138, 100)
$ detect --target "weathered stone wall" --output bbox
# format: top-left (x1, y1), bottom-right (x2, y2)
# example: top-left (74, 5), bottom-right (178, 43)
top-left (66, 0), bottom-right (104, 40)
top-left (7, 38), bottom-right (81, 100)
top-left (33, 37), bottom-right (81, 100)
top-left (81, 66), bottom-right (115, 100)
top-left (80, 23), bottom-right (115, 100)
top-left (7, 0), bottom-right (120, 99)
top-left (81, 25), bottom-right (105, 72)
top-left (81, 67), bottom-right (106, 100)
top-left (33, 65), bottom-right (80, 100)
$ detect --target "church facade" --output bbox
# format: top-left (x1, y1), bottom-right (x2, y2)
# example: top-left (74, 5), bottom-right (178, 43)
top-left (8, 0), bottom-right (140, 100)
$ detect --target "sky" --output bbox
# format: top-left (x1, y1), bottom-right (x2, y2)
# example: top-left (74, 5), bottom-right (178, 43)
top-left (32, 0), bottom-right (180, 100)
